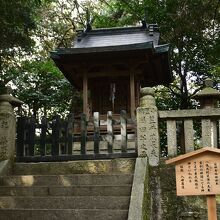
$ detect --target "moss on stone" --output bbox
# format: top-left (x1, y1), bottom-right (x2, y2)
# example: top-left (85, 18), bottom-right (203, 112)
top-left (158, 160), bottom-right (207, 220)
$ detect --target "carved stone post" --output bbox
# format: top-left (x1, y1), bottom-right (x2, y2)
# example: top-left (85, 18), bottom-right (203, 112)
top-left (0, 87), bottom-right (23, 160)
top-left (137, 87), bottom-right (159, 166)
top-left (193, 78), bottom-right (220, 148)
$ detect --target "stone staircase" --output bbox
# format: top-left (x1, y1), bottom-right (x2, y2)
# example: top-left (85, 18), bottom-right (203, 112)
top-left (0, 159), bottom-right (135, 220)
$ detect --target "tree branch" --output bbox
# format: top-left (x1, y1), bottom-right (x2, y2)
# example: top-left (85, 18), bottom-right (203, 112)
top-left (57, 27), bottom-right (74, 47)
top-left (213, 0), bottom-right (220, 37)
top-left (167, 85), bottom-right (182, 98)
top-left (74, 0), bottom-right (86, 28)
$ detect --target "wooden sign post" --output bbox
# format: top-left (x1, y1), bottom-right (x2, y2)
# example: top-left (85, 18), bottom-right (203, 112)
top-left (166, 147), bottom-right (220, 220)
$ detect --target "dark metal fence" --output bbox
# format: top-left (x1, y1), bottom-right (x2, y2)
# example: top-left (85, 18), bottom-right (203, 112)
top-left (16, 111), bottom-right (137, 162)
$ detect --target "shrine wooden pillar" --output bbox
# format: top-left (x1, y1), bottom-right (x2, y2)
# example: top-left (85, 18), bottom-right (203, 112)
top-left (130, 72), bottom-right (135, 119)
top-left (83, 73), bottom-right (88, 115)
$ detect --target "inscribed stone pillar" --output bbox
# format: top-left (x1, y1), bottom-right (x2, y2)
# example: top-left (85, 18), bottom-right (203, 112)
top-left (0, 88), bottom-right (23, 160)
top-left (137, 87), bottom-right (159, 166)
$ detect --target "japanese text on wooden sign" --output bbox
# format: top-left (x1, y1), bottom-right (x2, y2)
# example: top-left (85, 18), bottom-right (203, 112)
top-left (176, 157), bottom-right (220, 196)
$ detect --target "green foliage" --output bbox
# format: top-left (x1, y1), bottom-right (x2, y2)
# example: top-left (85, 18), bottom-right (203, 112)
top-left (0, 0), bottom-right (49, 100)
top-left (9, 60), bottom-right (80, 118)
top-left (33, 0), bottom-right (97, 55)
top-left (0, 0), bottom-right (39, 51)
top-left (0, 0), bottom-right (45, 75)
top-left (0, 0), bottom-right (86, 117)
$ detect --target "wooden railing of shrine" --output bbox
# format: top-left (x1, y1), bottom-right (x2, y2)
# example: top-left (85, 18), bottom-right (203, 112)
top-left (158, 109), bottom-right (220, 157)
top-left (16, 110), bottom-right (137, 162)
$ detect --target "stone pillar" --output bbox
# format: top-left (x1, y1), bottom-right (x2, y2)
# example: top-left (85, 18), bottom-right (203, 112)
top-left (0, 87), bottom-right (23, 160)
top-left (137, 87), bottom-right (159, 166)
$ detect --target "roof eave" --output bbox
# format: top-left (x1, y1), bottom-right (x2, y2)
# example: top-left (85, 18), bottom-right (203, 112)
top-left (51, 42), bottom-right (156, 57)
top-left (155, 44), bottom-right (170, 53)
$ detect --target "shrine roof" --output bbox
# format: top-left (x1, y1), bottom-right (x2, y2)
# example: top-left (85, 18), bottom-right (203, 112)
top-left (51, 24), bottom-right (168, 56)
top-left (50, 24), bottom-right (173, 88)
top-left (73, 25), bottom-right (159, 49)
top-left (166, 147), bottom-right (220, 165)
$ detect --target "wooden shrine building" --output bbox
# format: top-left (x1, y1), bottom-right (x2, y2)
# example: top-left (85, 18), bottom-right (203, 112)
top-left (51, 23), bottom-right (172, 119)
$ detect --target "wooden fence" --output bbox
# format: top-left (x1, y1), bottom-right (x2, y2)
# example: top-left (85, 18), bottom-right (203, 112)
top-left (159, 108), bottom-right (220, 157)
top-left (16, 110), bottom-right (137, 162)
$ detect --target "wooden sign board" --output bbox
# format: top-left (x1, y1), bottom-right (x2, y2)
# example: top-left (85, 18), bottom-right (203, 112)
top-left (166, 147), bottom-right (220, 196)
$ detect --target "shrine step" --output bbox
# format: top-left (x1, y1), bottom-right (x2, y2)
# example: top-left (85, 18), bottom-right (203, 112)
top-left (0, 174), bottom-right (133, 186)
top-left (0, 159), bottom-right (134, 220)
top-left (0, 209), bottom-right (128, 220)
top-left (0, 185), bottom-right (132, 196)
top-left (13, 158), bottom-right (135, 175)
top-left (0, 196), bottom-right (130, 209)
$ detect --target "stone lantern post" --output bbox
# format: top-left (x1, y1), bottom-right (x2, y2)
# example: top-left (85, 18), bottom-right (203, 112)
top-left (193, 78), bottom-right (220, 148)
top-left (0, 86), bottom-right (23, 161)
top-left (193, 78), bottom-right (220, 109)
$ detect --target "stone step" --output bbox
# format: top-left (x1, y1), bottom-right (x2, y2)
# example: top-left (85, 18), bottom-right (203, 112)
top-left (13, 158), bottom-right (135, 175)
top-left (0, 185), bottom-right (132, 196)
top-left (0, 209), bottom-right (128, 220)
top-left (0, 174), bottom-right (133, 186)
top-left (0, 196), bottom-right (130, 209)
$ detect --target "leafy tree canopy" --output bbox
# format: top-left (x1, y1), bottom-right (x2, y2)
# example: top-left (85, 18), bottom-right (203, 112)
top-left (0, 0), bottom-right (39, 51)
top-left (0, 0), bottom-right (94, 119)
top-left (0, 0), bottom-right (47, 85)
top-left (9, 59), bottom-right (81, 118)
